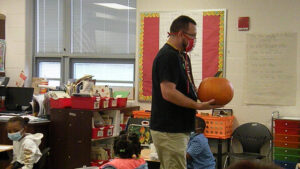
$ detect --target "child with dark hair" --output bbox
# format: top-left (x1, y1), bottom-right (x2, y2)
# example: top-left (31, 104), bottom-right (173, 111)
top-left (186, 117), bottom-right (215, 169)
top-left (5, 116), bottom-right (43, 169)
top-left (100, 133), bottom-right (148, 169)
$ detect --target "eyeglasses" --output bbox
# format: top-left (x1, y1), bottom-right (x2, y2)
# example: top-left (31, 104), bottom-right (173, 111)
top-left (183, 32), bottom-right (197, 39)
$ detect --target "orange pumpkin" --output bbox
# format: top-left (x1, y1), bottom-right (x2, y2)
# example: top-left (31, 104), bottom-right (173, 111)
top-left (197, 77), bottom-right (234, 105)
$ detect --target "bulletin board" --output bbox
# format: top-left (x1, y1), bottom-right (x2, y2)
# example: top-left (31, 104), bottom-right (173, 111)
top-left (138, 10), bottom-right (227, 101)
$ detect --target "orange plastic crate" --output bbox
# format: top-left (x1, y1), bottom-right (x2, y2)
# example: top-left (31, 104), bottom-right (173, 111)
top-left (196, 114), bottom-right (234, 139)
top-left (133, 110), bottom-right (151, 119)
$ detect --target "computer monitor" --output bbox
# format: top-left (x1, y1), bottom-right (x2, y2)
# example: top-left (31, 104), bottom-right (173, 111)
top-left (5, 87), bottom-right (34, 111)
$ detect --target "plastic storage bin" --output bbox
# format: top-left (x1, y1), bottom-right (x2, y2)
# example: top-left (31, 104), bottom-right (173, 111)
top-left (275, 127), bottom-right (300, 135)
top-left (274, 140), bottom-right (300, 149)
top-left (117, 98), bottom-right (127, 107)
top-left (50, 98), bottom-right (71, 109)
top-left (196, 114), bottom-right (234, 139)
top-left (108, 98), bottom-right (117, 108)
top-left (92, 125), bottom-right (114, 139)
top-left (274, 154), bottom-right (300, 163)
top-left (71, 96), bottom-right (100, 110)
top-left (274, 134), bottom-right (300, 142)
top-left (275, 119), bottom-right (300, 129)
top-left (133, 110), bottom-right (151, 119)
top-left (100, 98), bottom-right (109, 109)
top-left (274, 160), bottom-right (297, 169)
top-left (274, 147), bottom-right (300, 156)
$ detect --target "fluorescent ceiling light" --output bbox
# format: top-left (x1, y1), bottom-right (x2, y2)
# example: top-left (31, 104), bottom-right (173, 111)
top-left (94, 3), bottom-right (135, 10)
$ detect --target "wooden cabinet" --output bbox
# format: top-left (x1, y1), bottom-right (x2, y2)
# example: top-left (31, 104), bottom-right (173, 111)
top-left (49, 106), bottom-right (139, 169)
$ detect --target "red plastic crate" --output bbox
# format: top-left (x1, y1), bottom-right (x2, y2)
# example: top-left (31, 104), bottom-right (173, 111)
top-left (92, 125), bottom-right (114, 139)
top-left (50, 98), bottom-right (71, 109)
top-left (109, 98), bottom-right (117, 108)
top-left (275, 127), bottom-right (300, 135)
top-left (274, 134), bottom-right (300, 142)
top-left (90, 160), bottom-right (109, 167)
top-left (275, 119), bottom-right (300, 128)
top-left (273, 140), bottom-right (300, 149)
top-left (117, 98), bottom-right (127, 107)
top-left (120, 124), bottom-right (126, 131)
top-left (100, 98), bottom-right (109, 109)
top-left (71, 96), bottom-right (100, 110)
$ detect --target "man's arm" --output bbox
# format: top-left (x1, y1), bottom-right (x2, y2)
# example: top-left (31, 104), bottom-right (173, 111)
top-left (160, 81), bottom-right (222, 110)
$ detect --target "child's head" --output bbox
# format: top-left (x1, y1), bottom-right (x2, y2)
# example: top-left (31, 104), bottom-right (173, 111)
top-left (6, 116), bottom-right (29, 141)
top-left (195, 117), bottom-right (206, 134)
top-left (114, 133), bottom-right (141, 159)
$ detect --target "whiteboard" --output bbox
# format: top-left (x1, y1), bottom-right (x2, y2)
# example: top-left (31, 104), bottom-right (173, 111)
top-left (245, 33), bottom-right (297, 105)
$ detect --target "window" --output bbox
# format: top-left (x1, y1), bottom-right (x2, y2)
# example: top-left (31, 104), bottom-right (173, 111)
top-left (71, 59), bottom-right (134, 87)
top-left (34, 0), bottom-right (136, 91)
top-left (36, 58), bottom-right (61, 87)
top-left (71, 0), bottom-right (136, 55)
top-left (36, 0), bottom-right (64, 54)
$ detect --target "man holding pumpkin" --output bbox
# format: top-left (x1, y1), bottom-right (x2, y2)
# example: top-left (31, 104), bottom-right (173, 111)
top-left (150, 15), bottom-right (222, 169)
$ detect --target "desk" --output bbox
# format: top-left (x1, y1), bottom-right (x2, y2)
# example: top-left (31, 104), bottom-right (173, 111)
top-left (141, 149), bottom-right (160, 169)
top-left (0, 145), bottom-right (12, 153)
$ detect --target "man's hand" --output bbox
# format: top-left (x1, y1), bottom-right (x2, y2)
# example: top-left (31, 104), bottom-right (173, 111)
top-left (5, 164), bottom-right (12, 169)
top-left (195, 99), bottom-right (223, 110)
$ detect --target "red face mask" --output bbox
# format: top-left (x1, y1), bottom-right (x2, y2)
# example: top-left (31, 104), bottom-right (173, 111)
top-left (183, 33), bottom-right (195, 52)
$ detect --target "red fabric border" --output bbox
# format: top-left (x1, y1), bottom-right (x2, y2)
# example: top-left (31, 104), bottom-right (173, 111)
top-left (202, 15), bottom-right (220, 78)
top-left (142, 17), bottom-right (159, 96)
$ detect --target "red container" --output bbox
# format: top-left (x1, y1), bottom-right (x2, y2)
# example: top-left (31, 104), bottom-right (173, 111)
top-left (275, 127), bottom-right (300, 135)
top-left (109, 98), bottom-right (117, 108)
top-left (275, 119), bottom-right (300, 128)
top-left (273, 140), bottom-right (300, 149)
top-left (50, 98), bottom-right (72, 109)
top-left (92, 125), bottom-right (114, 139)
top-left (274, 134), bottom-right (300, 142)
top-left (120, 124), bottom-right (126, 131)
top-left (90, 160), bottom-right (109, 167)
top-left (100, 98), bottom-right (109, 109)
top-left (71, 96), bottom-right (100, 110)
top-left (117, 98), bottom-right (127, 107)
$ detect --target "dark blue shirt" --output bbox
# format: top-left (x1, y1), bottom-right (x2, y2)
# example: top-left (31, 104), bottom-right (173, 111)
top-left (187, 133), bottom-right (216, 169)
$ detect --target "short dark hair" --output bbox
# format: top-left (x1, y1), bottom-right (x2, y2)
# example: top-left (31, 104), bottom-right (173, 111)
top-left (113, 133), bottom-right (141, 159)
top-left (7, 116), bottom-right (29, 127)
top-left (170, 15), bottom-right (197, 33)
top-left (195, 117), bottom-right (206, 132)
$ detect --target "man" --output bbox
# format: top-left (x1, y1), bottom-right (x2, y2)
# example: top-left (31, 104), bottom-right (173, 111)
top-left (150, 15), bottom-right (222, 169)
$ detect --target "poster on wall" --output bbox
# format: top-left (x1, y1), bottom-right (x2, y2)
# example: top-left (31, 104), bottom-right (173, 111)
top-left (0, 39), bottom-right (5, 73)
top-left (245, 32), bottom-right (297, 105)
top-left (138, 10), bottom-right (226, 101)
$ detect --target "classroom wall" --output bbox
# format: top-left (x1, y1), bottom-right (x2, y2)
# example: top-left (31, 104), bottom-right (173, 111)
top-left (133, 0), bottom-right (300, 128)
top-left (0, 0), bottom-right (33, 87)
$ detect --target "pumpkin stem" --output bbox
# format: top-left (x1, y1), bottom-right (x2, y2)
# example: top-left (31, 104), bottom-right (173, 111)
top-left (214, 71), bottom-right (223, 77)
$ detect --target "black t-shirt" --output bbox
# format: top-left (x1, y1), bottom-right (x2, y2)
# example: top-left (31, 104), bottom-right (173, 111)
top-left (150, 43), bottom-right (198, 133)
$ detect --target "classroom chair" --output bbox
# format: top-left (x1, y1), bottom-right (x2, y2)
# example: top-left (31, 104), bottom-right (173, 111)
top-left (223, 122), bottom-right (272, 168)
